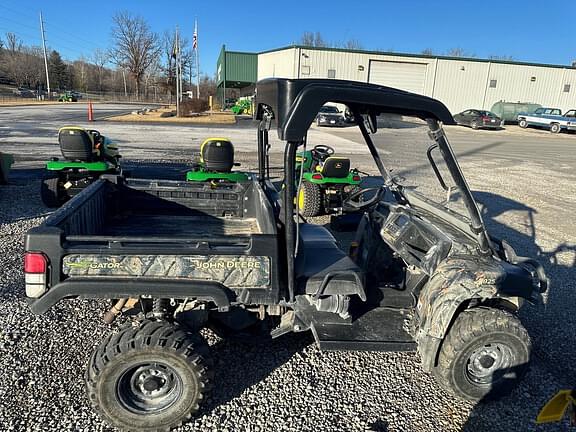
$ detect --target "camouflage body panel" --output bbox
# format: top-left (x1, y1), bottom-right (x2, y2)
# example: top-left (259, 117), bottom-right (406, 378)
top-left (63, 255), bottom-right (270, 288)
top-left (416, 256), bottom-right (520, 340)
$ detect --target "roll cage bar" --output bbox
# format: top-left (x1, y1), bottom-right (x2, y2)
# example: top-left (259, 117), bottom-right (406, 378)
top-left (254, 78), bottom-right (491, 303)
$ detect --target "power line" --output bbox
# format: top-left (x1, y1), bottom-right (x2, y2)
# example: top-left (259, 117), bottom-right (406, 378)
top-left (0, 6), bottom-right (102, 54)
top-left (0, 26), bottom-right (40, 42)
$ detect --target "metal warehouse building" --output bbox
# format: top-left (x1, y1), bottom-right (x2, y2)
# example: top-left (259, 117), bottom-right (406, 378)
top-left (218, 45), bottom-right (576, 114)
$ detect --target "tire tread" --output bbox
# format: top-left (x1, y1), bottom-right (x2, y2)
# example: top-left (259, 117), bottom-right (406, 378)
top-left (433, 307), bottom-right (531, 401)
top-left (86, 320), bottom-right (211, 432)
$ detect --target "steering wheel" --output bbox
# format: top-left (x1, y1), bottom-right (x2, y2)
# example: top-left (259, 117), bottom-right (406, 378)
top-left (312, 144), bottom-right (335, 161)
top-left (344, 186), bottom-right (386, 212)
top-left (87, 129), bottom-right (102, 144)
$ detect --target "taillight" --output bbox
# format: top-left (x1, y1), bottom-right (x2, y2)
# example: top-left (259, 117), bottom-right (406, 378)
top-left (312, 173), bottom-right (323, 180)
top-left (352, 175), bottom-right (361, 182)
top-left (24, 252), bottom-right (48, 298)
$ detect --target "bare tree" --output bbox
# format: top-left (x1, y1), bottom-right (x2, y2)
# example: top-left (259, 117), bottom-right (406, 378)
top-left (92, 48), bottom-right (109, 91)
top-left (5, 46), bottom-right (44, 87)
top-left (299, 31), bottom-right (328, 47)
top-left (160, 30), bottom-right (192, 99)
top-left (343, 39), bottom-right (363, 50)
top-left (489, 54), bottom-right (514, 61)
top-left (446, 47), bottom-right (476, 58)
top-left (5, 32), bottom-right (22, 54)
top-left (110, 12), bottom-right (160, 99)
top-left (421, 48), bottom-right (434, 56)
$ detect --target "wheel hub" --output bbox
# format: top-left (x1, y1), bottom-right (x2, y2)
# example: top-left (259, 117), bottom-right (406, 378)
top-left (466, 343), bottom-right (514, 386)
top-left (117, 362), bottom-right (182, 413)
top-left (133, 366), bottom-right (173, 397)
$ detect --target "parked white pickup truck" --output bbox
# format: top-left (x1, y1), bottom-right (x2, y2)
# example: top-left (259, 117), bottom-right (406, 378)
top-left (518, 108), bottom-right (576, 133)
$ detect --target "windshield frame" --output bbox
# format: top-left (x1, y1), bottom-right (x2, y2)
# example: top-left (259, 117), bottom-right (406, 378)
top-left (352, 113), bottom-right (492, 255)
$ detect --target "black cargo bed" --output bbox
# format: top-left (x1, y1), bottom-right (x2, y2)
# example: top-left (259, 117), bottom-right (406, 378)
top-left (102, 214), bottom-right (261, 237)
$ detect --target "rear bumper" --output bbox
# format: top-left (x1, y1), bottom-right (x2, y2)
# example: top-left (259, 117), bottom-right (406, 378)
top-left (27, 278), bottom-right (236, 314)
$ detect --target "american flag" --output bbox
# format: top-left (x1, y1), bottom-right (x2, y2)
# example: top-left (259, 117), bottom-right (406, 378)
top-left (193, 21), bottom-right (198, 50)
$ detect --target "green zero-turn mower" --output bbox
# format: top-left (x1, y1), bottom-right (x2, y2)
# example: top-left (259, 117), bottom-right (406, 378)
top-left (296, 144), bottom-right (362, 217)
top-left (41, 126), bottom-right (121, 207)
top-left (186, 137), bottom-right (251, 184)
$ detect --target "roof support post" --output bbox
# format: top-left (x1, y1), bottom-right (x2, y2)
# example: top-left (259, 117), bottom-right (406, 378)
top-left (283, 140), bottom-right (299, 303)
top-left (426, 118), bottom-right (491, 255)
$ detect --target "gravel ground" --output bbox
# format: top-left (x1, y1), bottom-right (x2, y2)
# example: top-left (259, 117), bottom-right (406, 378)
top-left (1, 138), bottom-right (575, 431)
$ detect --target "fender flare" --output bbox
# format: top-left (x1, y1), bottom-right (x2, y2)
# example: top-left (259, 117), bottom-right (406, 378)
top-left (415, 256), bottom-right (535, 371)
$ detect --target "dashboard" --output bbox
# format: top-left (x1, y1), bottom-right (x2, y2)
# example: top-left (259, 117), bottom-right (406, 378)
top-left (374, 202), bottom-right (453, 274)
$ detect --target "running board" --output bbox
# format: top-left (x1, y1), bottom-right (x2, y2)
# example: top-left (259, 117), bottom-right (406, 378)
top-left (310, 306), bottom-right (416, 352)
top-left (316, 339), bottom-right (416, 352)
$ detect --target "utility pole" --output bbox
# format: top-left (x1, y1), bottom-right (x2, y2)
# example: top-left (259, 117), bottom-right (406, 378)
top-left (39, 11), bottom-right (50, 98)
top-left (122, 69), bottom-right (127, 98)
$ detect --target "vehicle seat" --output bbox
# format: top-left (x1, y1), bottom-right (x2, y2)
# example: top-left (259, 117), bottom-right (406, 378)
top-left (201, 138), bottom-right (234, 172)
top-left (320, 157), bottom-right (350, 178)
top-left (296, 224), bottom-right (365, 299)
top-left (58, 127), bottom-right (96, 161)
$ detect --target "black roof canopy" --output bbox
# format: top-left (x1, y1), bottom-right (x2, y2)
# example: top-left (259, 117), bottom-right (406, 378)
top-left (255, 78), bottom-right (455, 141)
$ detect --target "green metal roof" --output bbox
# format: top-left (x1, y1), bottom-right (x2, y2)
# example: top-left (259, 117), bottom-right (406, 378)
top-left (258, 44), bottom-right (576, 71)
top-left (217, 45), bottom-right (258, 87)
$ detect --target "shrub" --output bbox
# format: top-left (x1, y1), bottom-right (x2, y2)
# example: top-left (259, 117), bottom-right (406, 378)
top-left (181, 98), bottom-right (209, 115)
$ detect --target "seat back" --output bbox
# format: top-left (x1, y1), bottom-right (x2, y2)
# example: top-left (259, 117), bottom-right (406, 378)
top-left (58, 127), bottom-right (94, 161)
top-left (201, 138), bottom-right (234, 172)
top-left (321, 157), bottom-right (350, 178)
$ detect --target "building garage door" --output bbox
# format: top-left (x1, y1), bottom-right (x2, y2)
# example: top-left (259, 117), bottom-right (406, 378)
top-left (368, 60), bottom-right (427, 94)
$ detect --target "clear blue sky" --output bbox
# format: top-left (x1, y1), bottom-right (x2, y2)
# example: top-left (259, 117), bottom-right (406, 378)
top-left (1, 0), bottom-right (574, 76)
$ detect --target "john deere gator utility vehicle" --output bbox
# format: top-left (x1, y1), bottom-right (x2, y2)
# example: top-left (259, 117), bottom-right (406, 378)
top-left (25, 78), bottom-right (547, 431)
top-left (41, 126), bottom-right (120, 207)
top-left (296, 144), bottom-right (362, 217)
top-left (185, 137), bottom-right (251, 183)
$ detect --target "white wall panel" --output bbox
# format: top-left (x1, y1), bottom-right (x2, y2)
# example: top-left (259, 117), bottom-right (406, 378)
top-left (432, 60), bottom-right (490, 113)
top-left (257, 47), bottom-right (576, 114)
top-left (368, 61), bottom-right (428, 94)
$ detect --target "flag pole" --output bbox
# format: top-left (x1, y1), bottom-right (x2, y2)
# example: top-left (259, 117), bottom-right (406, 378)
top-left (175, 26), bottom-right (180, 116)
top-left (195, 19), bottom-right (200, 99)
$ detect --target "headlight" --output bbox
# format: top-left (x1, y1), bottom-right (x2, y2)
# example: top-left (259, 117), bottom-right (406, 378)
top-left (319, 115), bottom-right (326, 121)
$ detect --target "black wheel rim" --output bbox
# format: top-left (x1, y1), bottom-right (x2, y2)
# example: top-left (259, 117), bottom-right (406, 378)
top-left (117, 362), bottom-right (183, 414)
top-left (465, 343), bottom-right (514, 386)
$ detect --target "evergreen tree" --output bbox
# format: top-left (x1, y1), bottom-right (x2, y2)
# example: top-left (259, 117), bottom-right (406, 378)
top-left (48, 50), bottom-right (69, 90)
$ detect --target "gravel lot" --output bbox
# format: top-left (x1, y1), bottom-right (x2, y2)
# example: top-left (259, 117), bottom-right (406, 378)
top-left (1, 109), bottom-right (575, 431)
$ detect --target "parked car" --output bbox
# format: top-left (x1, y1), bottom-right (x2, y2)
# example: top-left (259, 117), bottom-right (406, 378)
top-left (453, 109), bottom-right (502, 129)
top-left (315, 105), bottom-right (346, 127)
top-left (490, 102), bottom-right (541, 123)
top-left (70, 90), bottom-right (83, 99)
top-left (12, 87), bottom-right (35, 98)
top-left (517, 107), bottom-right (576, 133)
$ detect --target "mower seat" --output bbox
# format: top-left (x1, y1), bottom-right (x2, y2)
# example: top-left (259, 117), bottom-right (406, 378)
top-left (201, 138), bottom-right (234, 172)
top-left (296, 224), bottom-right (365, 299)
top-left (321, 157), bottom-right (350, 178)
top-left (58, 127), bottom-right (96, 162)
